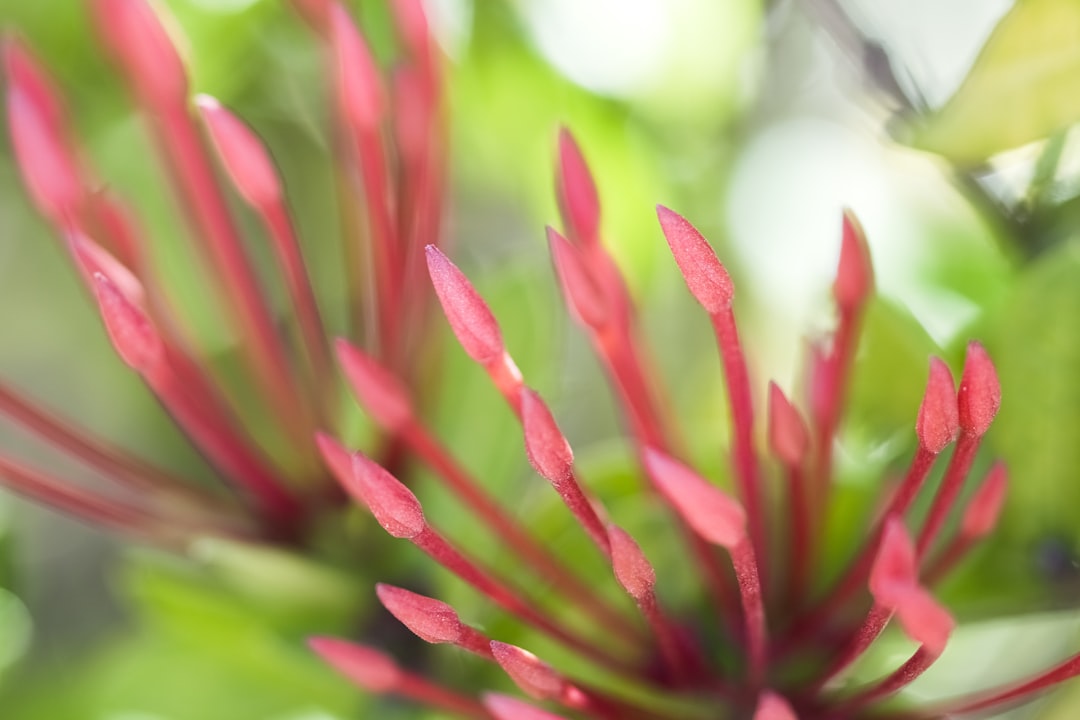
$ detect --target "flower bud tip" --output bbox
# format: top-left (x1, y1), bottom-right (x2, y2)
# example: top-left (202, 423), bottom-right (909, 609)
top-left (376, 583), bottom-right (463, 645)
top-left (645, 448), bottom-right (746, 549)
top-left (767, 382), bottom-right (809, 466)
top-left (957, 341), bottom-right (1001, 437)
top-left (335, 339), bottom-right (413, 431)
top-left (520, 388), bottom-right (574, 486)
top-left (425, 245), bottom-right (505, 364)
top-left (308, 637), bottom-right (401, 692)
top-left (656, 205), bottom-right (734, 313)
top-left (349, 452), bottom-right (426, 539)
top-left (556, 128), bottom-right (599, 245)
top-left (197, 94), bottom-right (281, 208)
top-left (490, 641), bottom-right (563, 700)
top-left (917, 357), bottom-right (960, 454)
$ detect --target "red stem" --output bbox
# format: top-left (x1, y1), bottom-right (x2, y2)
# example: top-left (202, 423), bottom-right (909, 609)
top-left (916, 433), bottom-right (981, 557)
top-left (785, 463), bottom-right (812, 605)
top-left (731, 537), bottom-right (768, 687)
top-left (810, 603), bottom-right (892, 690)
top-left (394, 672), bottom-right (490, 719)
top-left (709, 310), bottom-right (767, 578)
top-left (922, 651), bottom-right (1080, 717)
top-left (831, 646), bottom-right (940, 714)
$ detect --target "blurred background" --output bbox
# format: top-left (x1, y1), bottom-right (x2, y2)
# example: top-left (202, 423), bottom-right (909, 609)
top-left (1, 0), bottom-right (1080, 717)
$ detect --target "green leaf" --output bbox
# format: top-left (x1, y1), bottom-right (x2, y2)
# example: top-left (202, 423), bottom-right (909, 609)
top-left (906, 0), bottom-right (1080, 163)
top-left (985, 239), bottom-right (1080, 543)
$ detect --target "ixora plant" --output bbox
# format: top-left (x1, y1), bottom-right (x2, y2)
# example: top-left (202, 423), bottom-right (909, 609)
top-left (4, 1), bottom-right (1080, 719)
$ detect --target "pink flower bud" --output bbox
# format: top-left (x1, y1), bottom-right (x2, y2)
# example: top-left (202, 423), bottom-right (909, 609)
top-left (330, 3), bottom-right (382, 131)
top-left (645, 448), bottom-right (747, 549)
top-left (916, 357), bottom-right (960, 454)
top-left (308, 637), bottom-right (401, 692)
top-left (6, 86), bottom-right (83, 222)
top-left (961, 462), bottom-right (1008, 539)
top-left (608, 524), bottom-right (656, 603)
top-left (376, 584), bottom-right (464, 645)
top-left (425, 245), bottom-right (504, 364)
top-left (483, 693), bottom-right (569, 720)
top-left (957, 341), bottom-right (1001, 437)
top-left (335, 339), bottom-right (413, 431)
top-left (833, 209), bottom-right (874, 311)
top-left (767, 382), bottom-right (808, 466)
top-left (349, 452), bottom-right (426, 539)
top-left (196, 95), bottom-right (281, 209)
top-left (94, 0), bottom-right (188, 111)
top-left (521, 388), bottom-right (574, 486)
top-left (490, 641), bottom-right (564, 700)
top-left (90, 272), bottom-right (164, 374)
top-left (314, 432), bottom-right (353, 488)
top-left (557, 128), bottom-right (600, 246)
top-left (869, 517), bottom-right (917, 608)
top-left (657, 205), bottom-right (734, 313)
top-left (548, 227), bottom-right (609, 331)
top-left (754, 692), bottom-right (798, 720)
top-left (894, 587), bottom-right (955, 656)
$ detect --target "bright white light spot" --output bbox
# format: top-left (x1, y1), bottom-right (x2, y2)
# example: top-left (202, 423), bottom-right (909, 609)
top-left (519, 0), bottom-right (672, 97)
top-left (425, 0), bottom-right (472, 60)
top-left (182, 0), bottom-right (262, 14)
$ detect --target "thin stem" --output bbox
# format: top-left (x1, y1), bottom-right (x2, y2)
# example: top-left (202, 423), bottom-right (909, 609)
top-left (709, 310), bottom-right (767, 577)
top-left (785, 463), bottom-right (812, 604)
top-left (831, 646), bottom-right (940, 714)
top-left (916, 433), bottom-right (981, 557)
top-left (809, 603), bottom-right (892, 690)
top-left (731, 537), bottom-right (768, 687)
top-left (922, 651), bottom-right (1080, 717)
top-left (394, 672), bottom-right (490, 719)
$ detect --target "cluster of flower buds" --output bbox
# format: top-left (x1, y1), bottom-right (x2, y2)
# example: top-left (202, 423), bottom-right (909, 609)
top-left (2, 0), bottom-right (444, 544)
top-left (311, 131), bottom-right (1080, 718)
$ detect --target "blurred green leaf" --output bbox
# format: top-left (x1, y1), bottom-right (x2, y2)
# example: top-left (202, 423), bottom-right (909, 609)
top-left (986, 239), bottom-right (1080, 542)
top-left (906, 0), bottom-right (1080, 163)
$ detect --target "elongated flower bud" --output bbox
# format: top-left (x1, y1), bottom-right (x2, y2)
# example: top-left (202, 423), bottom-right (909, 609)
top-left (917, 358), bottom-right (960, 454)
top-left (754, 692), bottom-right (798, 720)
top-left (330, 2), bottom-right (382, 131)
top-left (645, 448), bottom-right (746, 549)
top-left (308, 638), bottom-right (401, 692)
top-left (657, 205), bottom-right (733, 313)
top-left (608, 524), bottom-right (656, 604)
top-left (95, 0), bottom-right (188, 111)
top-left (957, 341), bottom-right (1001, 437)
top-left (548, 227), bottom-right (609, 331)
top-left (313, 432), bottom-right (352, 488)
top-left (557, 128), bottom-right (600, 246)
top-left (521, 388), bottom-right (574, 486)
top-left (426, 245), bottom-right (505, 364)
top-left (894, 587), bottom-right (954, 656)
top-left (336, 339), bottom-right (413, 431)
top-left (869, 517), bottom-right (917, 608)
top-left (90, 272), bottom-right (164, 374)
top-left (960, 462), bottom-right (1008, 539)
top-left (490, 642), bottom-right (564, 700)
top-left (833, 209), bottom-right (873, 311)
top-left (484, 693), bottom-right (569, 720)
top-left (196, 95), bottom-right (281, 209)
top-left (376, 584), bottom-right (464, 645)
top-left (767, 382), bottom-right (808, 466)
top-left (349, 452), bottom-right (426, 539)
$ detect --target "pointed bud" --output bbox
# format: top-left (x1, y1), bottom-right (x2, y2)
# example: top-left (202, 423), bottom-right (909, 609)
top-left (3, 40), bottom-right (64, 131)
top-left (869, 517), bottom-right (917, 608)
top-left (961, 462), bottom-right (1008, 539)
top-left (390, 0), bottom-right (432, 64)
top-left (308, 637), bottom-right (401, 692)
top-left (314, 432), bottom-right (353, 488)
top-left (91, 272), bottom-right (164, 374)
top-left (917, 358), bottom-right (960, 454)
top-left (753, 692), bottom-right (798, 720)
top-left (94, 0), bottom-right (188, 111)
top-left (6, 86), bottom-right (83, 222)
top-left (330, 3), bottom-right (382, 131)
top-left (609, 524), bottom-right (656, 603)
top-left (645, 448), bottom-right (746, 549)
top-left (657, 205), bottom-right (733, 313)
top-left (767, 382), bottom-right (808, 466)
top-left (349, 452), bottom-right (425, 539)
top-left (957, 342), bottom-right (1000, 437)
top-left (556, 129), bottom-right (599, 246)
top-left (833, 209), bottom-right (873, 310)
top-left (483, 694), bottom-right (569, 720)
top-left (894, 587), bottom-right (955, 656)
top-left (425, 245), bottom-right (504, 363)
top-left (376, 584), bottom-right (464, 645)
top-left (490, 642), bottom-right (563, 700)
top-left (335, 339), bottom-right (413, 431)
top-left (521, 388), bottom-right (574, 486)
top-left (196, 95), bottom-right (281, 209)
top-left (69, 232), bottom-right (145, 308)
top-left (548, 227), bottom-right (609, 330)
